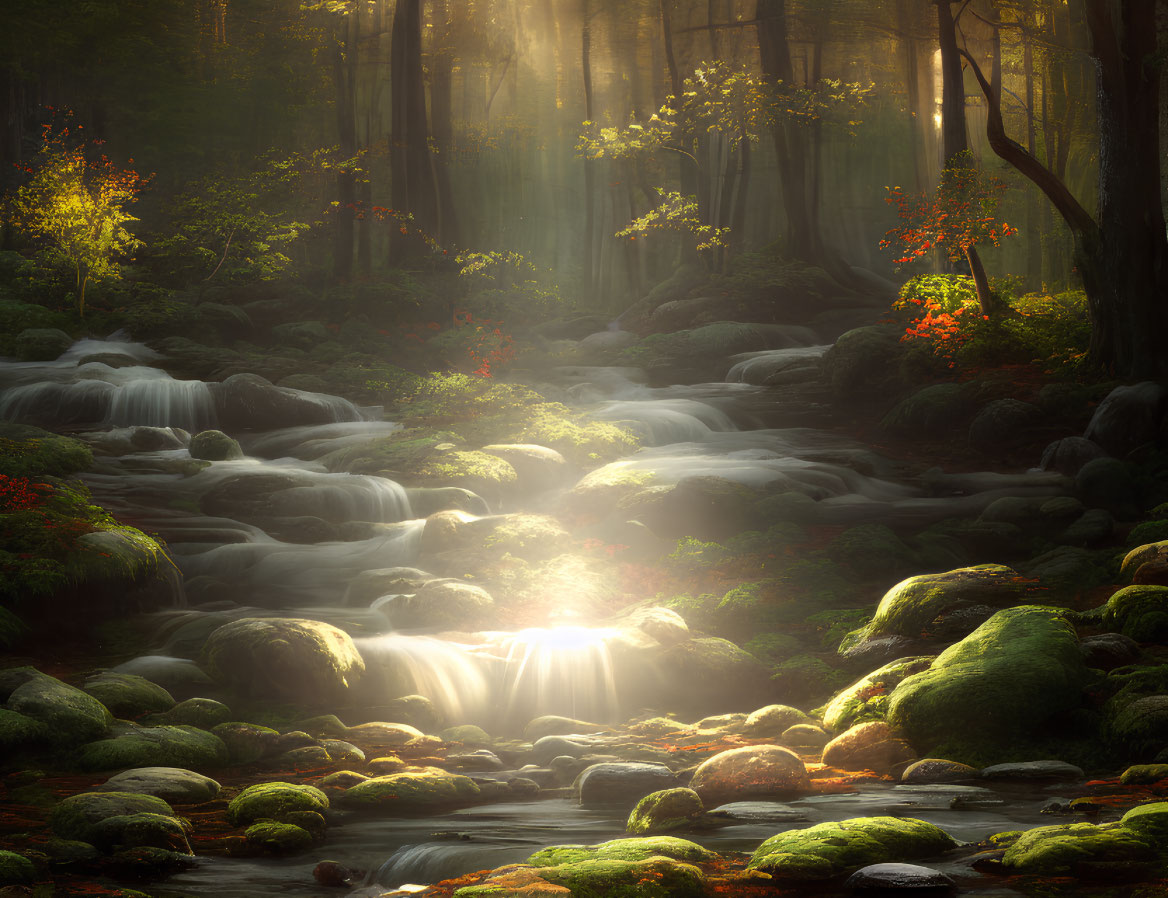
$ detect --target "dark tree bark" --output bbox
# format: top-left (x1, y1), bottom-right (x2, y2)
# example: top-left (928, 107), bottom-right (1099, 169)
top-left (582, 0), bottom-right (597, 299)
top-left (430, 0), bottom-right (460, 248)
top-left (390, 0), bottom-right (439, 261)
top-left (935, 0), bottom-right (990, 314)
top-left (962, 0), bottom-right (1168, 378)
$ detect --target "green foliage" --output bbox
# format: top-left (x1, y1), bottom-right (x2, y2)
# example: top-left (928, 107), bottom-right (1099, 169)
top-left (805, 608), bottom-right (872, 651)
top-left (616, 192), bottom-right (729, 253)
top-left (5, 119), bottom-right (148, 315)
top-left (148, 152), bottom-right (315, 285)
top-left (454, 250), bottom-right (565, 322)
top-left (668, 537), bottom-right (731, 572)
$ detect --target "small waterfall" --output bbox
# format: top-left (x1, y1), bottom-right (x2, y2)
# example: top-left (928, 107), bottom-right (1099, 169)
top-left (107, 376), bottom-right (218, 431)
top-left (268, 475), bottom-right (413, 523)
top-left (0, 379), bottom-right (116, 425)
top-left (281, 385), bottom-right (365, 424)
top-left (594, 398), bottom-right (737, 445)
top-left (499, 627), bottom-right (619, 726)
top-left (244, 421), bottom-right (403, 459)
top-left (725, 345), bottom-right (828, 384)
top-left (356, 633), bottom-right (492, 723)
top-left (372, 842), bottom-right (532, 891)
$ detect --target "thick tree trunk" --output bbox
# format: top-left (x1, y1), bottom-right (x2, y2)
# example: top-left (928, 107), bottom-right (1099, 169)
top-left (582, 0), bottom-right (597, 299)
top-left (333, 13), bottom-right (357, 281)
top-left (390, 0), bottom-right (439, 261)
top-left (962, 0), bottom-right (1168, 378)
top-left (430, 0), bottom-right (459, 248)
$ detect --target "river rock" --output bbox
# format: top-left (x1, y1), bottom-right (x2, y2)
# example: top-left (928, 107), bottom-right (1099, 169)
top-left (840, 565), bottom-right (1036, 655)
top-left (1058, 508), bottom-right (1115, 546)
top-left (111, 656), bottom-right (215, 699)
top-left (479, 444), bottom-right (570, 492)
top-left (969, 399), bottom-right (1043, 454)
top-left (1040, 436), bottom-right (1107, 477)
top-left (743, 704), bottom-right (813, 737)
top-left (531, 735), bottom-right (590, 765)
top-left (228, 782), bottom-right (328, 825)
top-left (97, 768), bottom-right (221, 804)
top-left (336, 768), bottom-right (480, 812)
top-left (782, 723), bottom-right (830, 749)
top-left (980, 760), bottom-right (1084, 781)
top-left (748, 817), bottom-right (957, 881)
top-left (50, 791), bottom-right (175, 843)
top-left (887, 606), bottom-right (1090, 765)
top-left (82, 672), bottom-right (176, 718)
top-left (881, 383), bottom-right (976, 438)
top-left (689, 745), bottom-right (810, 804)
top-left (6, 672), bottom-right (113, 746)
top-left (653, 637), bottom-right (770, 715)
top-left (87, 812), bottom-right (193, 854)
top-left (380, 579), bottom-right (494, 630)
top-left (626, 788), bottom-right (705, 834)
top-left (1099, 585), bottom-right (1168, 643)
top-left (189, 429), bottom-right (243, 461)
top-left (576, 762), bottom-right (676, 809)
top-left (1001, 820), bottom-right (1158, 877)
top-left (822, 657), bottom-right (935, 732)
top-left (1084, 381), bottom-right (1166, 456)
top-left (15, 327), bottom-right (72, 361)
top-left (1076, 457), bottom-right (1140, 518)
top-left (524, 715), bottom-right (604, 741)
top-left (202, 617), bottom-right (364, 705)
top-left (845, 862), bottom-right (956, 892)
top-left (1110, 695), bottom-right (1168, 758)
top-left (900, 759), bottom-right (979, 784)
top-left (822, 722), bottom-right (915, 774)
top-left (77, 723), bottom-right (229, 771)
top-left (821, 326), bottom-right (907, 399)
top-left (1080, 633), bottom-right (1141, 670)
top-left (211, 373), bottom-right (360, 432)
top-left (0, 849), bottom-right (36, 885)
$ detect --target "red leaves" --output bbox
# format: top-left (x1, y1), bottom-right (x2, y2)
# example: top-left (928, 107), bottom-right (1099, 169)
top-left (0, 475), bottom-right (47, 512)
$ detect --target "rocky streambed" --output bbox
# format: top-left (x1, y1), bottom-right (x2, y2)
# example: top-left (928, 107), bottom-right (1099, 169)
top-left (2, 315), bottom-right (1168, 898)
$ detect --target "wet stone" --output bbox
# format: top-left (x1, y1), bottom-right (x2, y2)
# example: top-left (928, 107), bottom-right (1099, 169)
top-left (845, 862), bottom-right (956, 892)
top-left (980, 760), bottom-right (1084, 781)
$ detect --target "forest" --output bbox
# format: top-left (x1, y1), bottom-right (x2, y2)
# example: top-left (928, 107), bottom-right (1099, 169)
top-left (1, 0), bottom-right (1168, 896)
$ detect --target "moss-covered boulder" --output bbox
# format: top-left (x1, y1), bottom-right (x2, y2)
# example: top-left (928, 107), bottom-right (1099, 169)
top-left (821, 722), bottom-right (915, 774)
top-left (626, 788), bottom-right (705, 835)
top-left (98, 767), bottom-right (221, 804)
top-left (654, 637), bottom-right (771, 715)
top-left (82, 672), bottom-right (175, 718)
top-left (87, 812), bottom-right (192, 854)
top-left (742, 704), bottom-right (813, 738)
top-left (536, 856), bottom-right (706, 898)
top-left (886, 606), bottom-right (1090, 765)
top-left (827, 524), bottom-right (918, 581)
top-left (822, 657), bottom-right (935, 732)
top-left (688, 745), bottom-right (810, 805)
top-left (382, 579), bottom-right (494, 630)
top-left (414, 450), bottom-right (518, 503)
top-left (0, 423), bottom-right (92, 478)
top-left (1110, 694), bottom-right (1168, 759)
top-left (336, 768), bottom-right (480, 812)
top-left (245, 821), bottom-right (314, 854)
top-left (15, 327), bottom-right (72, 361)
top-left (1121, 765), bottom-right (1168, 785)
top-left (1099, 585), bottom-right (1168, 643)
top-left (840, 565), bottom-right (1037, 655)
top-left (0, 849), bottom-right (36, 885)
top-left (747, 817), bottom-right (957, 881)
top-left (189, 429), bottom-right (244, 461)
top-left (202, 617), bottom-right (364, 706)
top-left (151, 697), bottom-right (233, 729)
top-left (77, 723), bottom-right (229, 771)
top-left (228, 782), bottom-right (328, 826)
top-left (1122, 540), bottom-right (1168, 579)
top-left (881, 383), bottom-right (977, 438)
top-left (50, 791), bottom-right (174, 843)
top-left (0, 708), bottom-right (50, 754)
top-left (1000, 821), bottom-right (1158, 878)
top-left (6, 672), bottom-right (113, 746)
top-left (211, 721), bottom-right (280, 764)
top-left (821, 326), bottom-right (907, 399)
top-left (577, 763), bottom-right (677, 810)
top-left (528, 836), bottom-right (715, 867)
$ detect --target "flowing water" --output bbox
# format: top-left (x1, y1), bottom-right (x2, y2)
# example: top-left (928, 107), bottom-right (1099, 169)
top-left (0, 328), bottom-right (1073, 897)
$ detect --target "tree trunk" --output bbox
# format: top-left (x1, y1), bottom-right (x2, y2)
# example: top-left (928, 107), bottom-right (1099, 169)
top-left (582, 0), bottom-right (597, 299)
top-left (333, 12), bottom-right (357, 281)
top-left (961, 0), bottom-right (1168, 378)
top-left (430, 0), bottom-right (459, 248)
top-left (390, 0), bottom-right (439, 261)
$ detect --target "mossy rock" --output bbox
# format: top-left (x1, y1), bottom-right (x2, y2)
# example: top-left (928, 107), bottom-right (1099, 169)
top-left (0, 708), bottom-right (50, 754)
top-left (77, 724), bottom-right (229, 771)
top-left (0, 423), bottom-right (92, 478)
top-left (820, 326), bottom-right (909, 399)
top-left (336, 768), bottom-right (480, 812)
top-left (626, 789), bottom-right (705, 835)
top-left (1121, 765), bottom-right (1168, 785)
top-left (1100, 585), bottom-right (1168, 643)
top-left (1122, 540), bottom-right (1168, 579)
top-left (563, 467), bottom-right (657, 517)
top-left (1120, 801), bottom-right (1168, 844)
top-left (821, 656), bottom-right (935, 732)
top-left (7, 672), bottom-right (113, 746)
top-left (50, 791), bottom-right (174, 843)
top-left (535, 856), bottom-right (706, 898)
top-left (769, 654), bottom-right (851, 705)
top-left (152, 697), bottom-right (233, 729)
top-left (748, 816), bottom-right (956, 880)
top-left (1109, 695), bottom-right (1168, 759)
top-left (189, 430), bottom-right (244, 461)
top-left (742, 704), bottom-right (813, 738)
top-left (211, 721), bottom-right (280, 764)
top-left (82, 672), bottom-right (176, 718)
top-left (527, 836), bottom-right (715, 867)
top-left (227, 782), bottom-right (328, 826)
top-left (886, 606), bottom-right (1090, 765)
top-left (1000, 821), bottom-right (1158, 878)
top-left (15, 327), bottom-right (72, 361)
top-left (881, 383), bottom-right (977, 438)
top-left (840, 565), bottom-right (1037, 654)
top-left (415, 449), bottom-right (518, 500)
top-left (244, 821), bottom-right (314, 854)
top-left (0, 849), bottom-right (36, 885)
top-left (87, 812), bottom-right (192, 854)
top-left (202, 617), bottom-right (365, 706)
top-left (827, 524), bottom-right (918, 581)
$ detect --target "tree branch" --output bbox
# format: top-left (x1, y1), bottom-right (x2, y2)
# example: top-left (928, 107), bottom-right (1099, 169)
top-left (958, 47), bottom-right (1097, 240)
